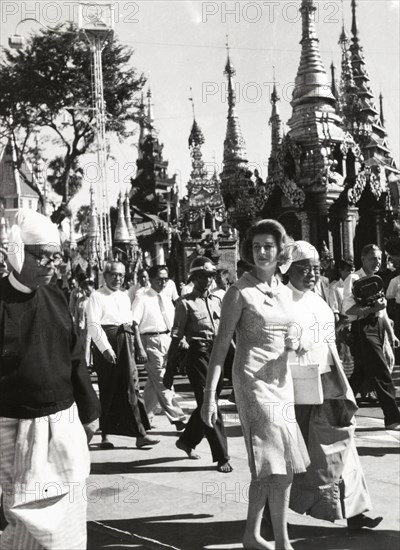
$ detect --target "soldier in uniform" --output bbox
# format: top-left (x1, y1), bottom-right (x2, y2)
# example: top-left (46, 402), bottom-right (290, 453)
top-left (164, 256), bottom-right (232, 473)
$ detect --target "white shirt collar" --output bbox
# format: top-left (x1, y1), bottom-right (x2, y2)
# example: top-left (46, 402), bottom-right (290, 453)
top-left (9, 272), bottom-right (34, 294)
top-left (287, 281), bottom-right (307, 298)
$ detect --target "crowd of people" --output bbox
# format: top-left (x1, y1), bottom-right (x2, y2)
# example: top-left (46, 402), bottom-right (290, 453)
top-left (0, 209), bottom-right (399, 550)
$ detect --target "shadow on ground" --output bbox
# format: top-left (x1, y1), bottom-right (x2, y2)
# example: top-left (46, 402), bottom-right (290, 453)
top-left (91, 457), bottom-right (215, 475)
top-left (88, 515), bottom-right (400, 550)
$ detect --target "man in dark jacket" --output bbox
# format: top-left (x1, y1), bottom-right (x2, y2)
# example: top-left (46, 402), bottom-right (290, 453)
top-left (0, 209), bottom-right (100, 550)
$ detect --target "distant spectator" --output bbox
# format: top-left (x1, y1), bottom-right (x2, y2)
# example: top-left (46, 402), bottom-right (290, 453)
top-left (128, 268), bottom-right (150, 303)
top-left (212, 269), bottom-right (231, 301)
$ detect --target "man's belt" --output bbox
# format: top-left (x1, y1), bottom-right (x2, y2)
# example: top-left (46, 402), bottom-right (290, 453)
top-left (141, 330), bottom-right (170, 336)
top-left (189, 339), bottom-right (214, 349)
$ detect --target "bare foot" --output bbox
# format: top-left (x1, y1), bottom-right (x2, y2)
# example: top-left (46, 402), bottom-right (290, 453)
top-left (243, 533), bottom-right (273, 550)
top-left (217, 461), bottom-right (233, 473)
top-left (175, 440), bottom-right (201, 459)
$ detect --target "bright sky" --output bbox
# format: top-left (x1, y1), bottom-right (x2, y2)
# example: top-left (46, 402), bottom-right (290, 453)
top-left (0, 0), bottom-right (399, 214)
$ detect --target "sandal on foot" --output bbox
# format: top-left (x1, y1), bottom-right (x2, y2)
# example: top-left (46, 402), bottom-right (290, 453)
top-left (136, 436), bottom-right (160, 448)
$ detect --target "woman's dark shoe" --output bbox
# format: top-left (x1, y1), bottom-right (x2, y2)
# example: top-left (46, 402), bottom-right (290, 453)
top-left (347, 513), bottom-right (383, 530)
top-left (99, 440), bottom-right (114, 450)
top-left (172, 420), bottom-right (187, 431)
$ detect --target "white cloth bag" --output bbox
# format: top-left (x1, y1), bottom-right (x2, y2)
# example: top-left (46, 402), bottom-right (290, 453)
top-left (289, 354), bottom-right (323, 405)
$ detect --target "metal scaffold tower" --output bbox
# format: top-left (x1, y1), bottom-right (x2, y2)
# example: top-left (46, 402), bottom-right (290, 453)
top-left (79, 1), bottom-right (114, 261)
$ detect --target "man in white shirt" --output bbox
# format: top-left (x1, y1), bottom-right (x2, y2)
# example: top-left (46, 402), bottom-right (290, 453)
top-left (132, 265), bottom-right (186, 430)
top-left (212, 269), bottom-right (231, 301)
top-left (328, 259), bottom-right (355, 376)
top-left (87, 261), bottom-right (160, 448)
top-left (163, 272), bottom-right (179, 303)
top-left (127, 268), bottom-right (150, 304)
top-left (342, 244), bottom-right (400, 430)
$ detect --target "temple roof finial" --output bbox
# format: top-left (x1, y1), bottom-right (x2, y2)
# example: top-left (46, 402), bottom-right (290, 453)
top-left (124, 192), bottom-right (137, 245)
top-left (379, 92), bottom-right (385, 127)
top-left (271, 65), bottom-right (279, 106)
top-left (351, 0), bottom-right (358, 41)
top-left (331, 61), bottom-right (338, 99)
top-left (291, 0), bottom-right (335, 107)
top-left (114, 192), bottom-right (130, 243)
top-left (146, 85), bottom-right (156, 135)
top-left (189, 87), bottom-right (196, 121)
top-left (221, 45), bottom-right (247, 168)
top-left (339, 0), bottom-right (347, 42)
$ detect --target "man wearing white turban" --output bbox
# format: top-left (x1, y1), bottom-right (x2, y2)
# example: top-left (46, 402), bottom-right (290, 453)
top-left (0, 210), bottom-right (100, 550)
top-left (285, 240), bottom-right (382, 530)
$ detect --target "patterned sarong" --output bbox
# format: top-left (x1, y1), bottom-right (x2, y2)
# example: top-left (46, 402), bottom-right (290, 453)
top-left (0, 404), bottom-right (89, 550)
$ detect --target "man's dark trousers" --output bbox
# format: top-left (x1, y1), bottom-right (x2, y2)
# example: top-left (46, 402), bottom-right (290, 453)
top-left (178, 340), bottom-right (229, 462)
top-left (350, 316), bottom-right (400, 426)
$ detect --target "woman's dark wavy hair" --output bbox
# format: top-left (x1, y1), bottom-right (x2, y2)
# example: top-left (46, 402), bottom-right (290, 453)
top-left (240, 219), bottom-right (291, 267)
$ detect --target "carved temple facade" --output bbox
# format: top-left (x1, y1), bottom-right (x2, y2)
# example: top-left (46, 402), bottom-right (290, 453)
top-left (218, 0), bottom-right (399, 266)
top-left (174, 115), bottom-right (239, 284)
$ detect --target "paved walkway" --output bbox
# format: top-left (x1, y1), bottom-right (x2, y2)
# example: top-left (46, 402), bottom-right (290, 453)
top-left (87, 376), bottom-right (400, 550)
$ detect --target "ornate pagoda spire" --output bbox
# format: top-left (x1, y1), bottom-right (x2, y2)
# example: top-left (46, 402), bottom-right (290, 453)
top-left (287, 0), bottom-right (343, 148)
top-left (137, 92), bottom-right (146, 160)
top-left (330, 62), bottom-right (338, 100)
top-left (379, 92), bottom-right (385, 127)
top-left (349, 0), bottom-right (379, 127)
top-left (222, 39), bottom-right (248, 172)
top-left (146, 87), bottom-right (157, 137)
top-left (181, 93), bottom-right (226, 237)
top-left (346, 0), bottom-right (396, 164)
top-left (269, 69), bottom-right (283, 157)
top-left (124, 192), bottom-right (137, 245)
top-left (114, 193), bottom-right (130, 243)
top-left (87, 185), bottom-right (99, 262)
top-left (291, 0), bottom-right (336, 109)
top-left (188, 88), bottom-right (205, 151)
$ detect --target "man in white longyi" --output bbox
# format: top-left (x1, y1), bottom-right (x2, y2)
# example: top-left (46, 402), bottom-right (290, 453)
top-left (0, 210), bottom-right (100, 550)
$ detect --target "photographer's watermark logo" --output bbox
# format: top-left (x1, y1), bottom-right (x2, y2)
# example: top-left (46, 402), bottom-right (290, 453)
top-left (202, 1), bottom-right (340, 24)
top-left (1, 2), bottom-right (140, 29)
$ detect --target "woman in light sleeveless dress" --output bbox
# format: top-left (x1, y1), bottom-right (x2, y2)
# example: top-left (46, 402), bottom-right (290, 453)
top-left (202, 220), bottom-right (309, 550)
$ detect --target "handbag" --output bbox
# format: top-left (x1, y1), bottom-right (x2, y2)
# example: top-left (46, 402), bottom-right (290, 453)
top-left (289, 354), bottom-right (324, 405)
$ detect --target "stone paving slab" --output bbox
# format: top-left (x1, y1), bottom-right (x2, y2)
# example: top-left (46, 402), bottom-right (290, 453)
top-left (87, 392), bottom-right (400, 550)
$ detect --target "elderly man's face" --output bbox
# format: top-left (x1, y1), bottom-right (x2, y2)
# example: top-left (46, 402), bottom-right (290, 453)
top-left (18, 244), bottom-right (62, 289)
top-left (104, 263), bottom-right (125, 291)
top-left (289, 259), bottom-right (321, 292)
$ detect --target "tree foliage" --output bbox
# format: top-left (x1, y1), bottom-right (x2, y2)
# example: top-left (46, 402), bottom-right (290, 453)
top-left (74, 204), bottom-right (91, 235)
top-left (0, 24), bottom-right (145, 206)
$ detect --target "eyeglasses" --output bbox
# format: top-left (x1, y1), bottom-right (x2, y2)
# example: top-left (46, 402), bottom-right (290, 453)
top-left (156, 277), bottom-right (169, 283)
top-left (26, 250), bottom-right (63, 268)
top-left (293, 264), bottom-right (321, 275)
top-left (107, 272), bottom-right (125, 279)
